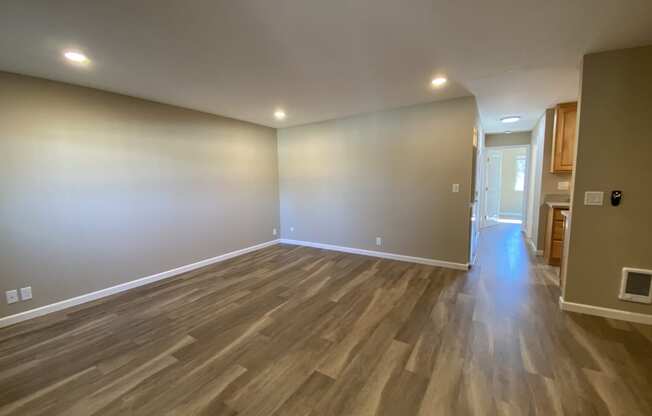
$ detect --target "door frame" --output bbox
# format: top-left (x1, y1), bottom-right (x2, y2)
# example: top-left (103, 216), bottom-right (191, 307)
top-left (484, 149), bottom-right (503, 227)
top-left (469, 126), bottom-right (483, 266)
top-left (480, 144), bottom-right (531, 229)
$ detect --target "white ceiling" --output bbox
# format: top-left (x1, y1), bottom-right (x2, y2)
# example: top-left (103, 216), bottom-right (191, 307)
top-left (1, 1), bottom-right (651, 132)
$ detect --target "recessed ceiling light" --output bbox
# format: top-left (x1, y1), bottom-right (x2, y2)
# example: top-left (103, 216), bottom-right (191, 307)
top-left (500, 116), bottom-right (520, 123)
top-left (505, 131), bottom-right (513, 134)
top-left (274, 110), bottom-right (286, 120)
top-left (431, 77), bottom-right (447, 87)
top-left (63, 51), bottom-right (89, 64)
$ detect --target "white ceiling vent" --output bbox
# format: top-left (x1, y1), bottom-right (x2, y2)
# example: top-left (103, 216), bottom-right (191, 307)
top-left (619, 268), bottom-right (652, 304)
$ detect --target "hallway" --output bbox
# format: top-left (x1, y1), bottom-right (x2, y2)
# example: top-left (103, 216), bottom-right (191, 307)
top-left (472, 223), bottom-right (652, 415)
top-left (0, 225), bottom-right (651, 415)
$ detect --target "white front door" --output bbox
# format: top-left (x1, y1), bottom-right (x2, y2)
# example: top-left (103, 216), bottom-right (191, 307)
top-left (484, 150), bottom-right (502, 227)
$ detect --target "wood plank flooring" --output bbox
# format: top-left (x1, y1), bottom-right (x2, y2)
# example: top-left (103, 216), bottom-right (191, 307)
top-left (1, 224), bottom-right (651, 415)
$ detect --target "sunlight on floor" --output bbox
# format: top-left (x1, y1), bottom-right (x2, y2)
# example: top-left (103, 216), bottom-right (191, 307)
top-left (497, 218), bottom-right (522, 224)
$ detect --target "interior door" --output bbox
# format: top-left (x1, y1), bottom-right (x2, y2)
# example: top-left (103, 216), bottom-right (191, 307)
top-left (484, 150), bottom-right (502, 226)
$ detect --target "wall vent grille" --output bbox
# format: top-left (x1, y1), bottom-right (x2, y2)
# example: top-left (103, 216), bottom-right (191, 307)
top-left (619, 268), bottom-right (652, 304)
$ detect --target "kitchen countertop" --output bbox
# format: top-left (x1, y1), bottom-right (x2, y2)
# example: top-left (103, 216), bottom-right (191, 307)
top-left (546, 201), bottom-right (570, 208)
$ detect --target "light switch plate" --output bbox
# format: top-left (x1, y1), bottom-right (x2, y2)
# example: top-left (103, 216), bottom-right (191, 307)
top-left (20, 286), bottom-right (32, 301)
top-left (5, 290), bottom-right (18, 304)
top-left (558, 181), bottom-right (570, 191)
top-left (452, 184), bottom-right (460, 193)
top-left (584, 191), bottom-right (604, 206)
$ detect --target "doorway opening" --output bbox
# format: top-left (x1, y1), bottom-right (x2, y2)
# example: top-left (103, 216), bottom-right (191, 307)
top-left (482, 145), bottom-right (529, 227)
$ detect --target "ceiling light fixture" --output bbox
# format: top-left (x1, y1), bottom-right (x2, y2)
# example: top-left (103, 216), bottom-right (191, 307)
top-left (505, 131), bottom-right (513, 134)
top-left (500, 116), bottom-right (520, 123)
top-left (431, 77), bottom-right (447, 87)
top-left (274, 110), bottom-right (286, 120)
top-left (63, 51), bottom-right (89, 64)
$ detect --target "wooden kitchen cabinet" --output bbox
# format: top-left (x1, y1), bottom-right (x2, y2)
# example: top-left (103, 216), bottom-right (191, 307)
top-left (550, 102), bottom-right (577, 173)
top-left (545, 207), bottom-right (568, 267)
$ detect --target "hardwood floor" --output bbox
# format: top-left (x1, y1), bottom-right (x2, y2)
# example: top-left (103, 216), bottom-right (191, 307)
top-left (1, 224), bottom-right (651, 415)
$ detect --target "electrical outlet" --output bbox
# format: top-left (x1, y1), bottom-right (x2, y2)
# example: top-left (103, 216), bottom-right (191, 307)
top-left (272, 228), bottom-right (277, 236)
top-left (557, 181), bottom-right (570, 191)
top-left (376, 237), bottom-right (382, 246)
top-left (452, 184), bottom-right (460, 193)
top-left (20, 286), bottom-right (32, 301)
top-left (5, 290), bottom-right (18, 304)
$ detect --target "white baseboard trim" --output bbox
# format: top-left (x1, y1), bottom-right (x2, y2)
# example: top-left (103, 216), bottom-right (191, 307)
top-left (526, 238), bottom-right (543, 256)
top-left (470, 251), bottom-right (478, 268)
top-left (559, 296), bottom-right (652, 325)
top-left (0, 239), bottom-right (280, 329)
top-left (279, 239), bottom-right (469, 271)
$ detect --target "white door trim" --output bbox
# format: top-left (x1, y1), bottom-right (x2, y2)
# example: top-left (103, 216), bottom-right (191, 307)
top-left (481, 144), bottom-right (531, 228)
top-left (483, 149), bottom-right (503, 227)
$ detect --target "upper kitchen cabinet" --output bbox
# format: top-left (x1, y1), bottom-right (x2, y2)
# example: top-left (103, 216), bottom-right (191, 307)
top-left (551, 102), bottom-right (578, 173)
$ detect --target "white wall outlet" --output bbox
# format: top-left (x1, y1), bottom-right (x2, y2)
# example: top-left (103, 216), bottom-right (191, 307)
top-left (584, 191), bottom-right (604, 206)
top-left (376, 237), bottom-right (382, 246)
top-left (557, 181), bottom-right (570, 191)
top-left (272, 228), bottom-right (277, 236)
top-left (20, 286), bottom-right (32, 301)
top-left (5, 290), bottom-right (18, 304)
top-left (452, 184), bottom-right (460, 193)
top-left (290, 226), bottom-right (295, 232)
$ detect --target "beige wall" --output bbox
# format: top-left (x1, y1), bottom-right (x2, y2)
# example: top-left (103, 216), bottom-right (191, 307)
top-left (278, 97), bottom-right (477, 264)
top-left (535, 109), bottom-right (573, 249)
top-left (564, 46), bottom-right (652, 315)
top-left (499, 147), bottom-right (527, 216)
top-left (485, 132), bottom-right (530, 147)
top-left (0, 72), bottom-right (280, 318)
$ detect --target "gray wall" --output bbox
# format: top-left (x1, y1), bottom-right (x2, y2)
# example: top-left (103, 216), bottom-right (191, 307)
top-left (564, 46), bottom-right (652, 315)
top-left (0, 72), bottom-right (280, 318)
top-left (485, 132), bottom-right (530, 147)
top-left (278, 97), bottom-right (477, 264)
